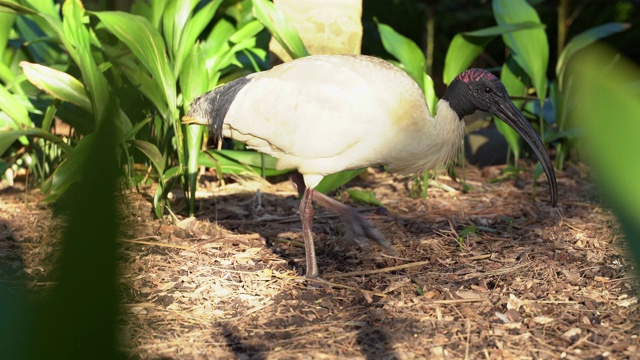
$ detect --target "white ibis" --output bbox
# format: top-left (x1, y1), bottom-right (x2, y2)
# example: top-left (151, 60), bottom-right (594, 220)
top-left (184, 54), bottom-right (558, 280)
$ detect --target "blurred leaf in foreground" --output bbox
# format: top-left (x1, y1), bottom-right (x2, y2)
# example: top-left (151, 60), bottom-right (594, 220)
top-left (569, 44), bottom-right (640, 271)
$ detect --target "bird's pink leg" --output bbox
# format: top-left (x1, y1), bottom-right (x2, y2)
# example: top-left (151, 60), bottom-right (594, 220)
top-left (291, 172), bottom-right (398, 256)
top-left (311, 191), bottom-right (398, 256)
top-left (299, 187), bottom-right (320, 279)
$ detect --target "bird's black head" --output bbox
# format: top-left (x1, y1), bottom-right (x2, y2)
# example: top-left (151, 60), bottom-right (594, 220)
top-left (443, 68), bottom-right (508, 119)
top-left (443, 68), bottom-right (558, 207)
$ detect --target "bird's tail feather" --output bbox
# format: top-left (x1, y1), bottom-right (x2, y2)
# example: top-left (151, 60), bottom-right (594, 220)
top-left (183, 75), bottom-right (252, 142)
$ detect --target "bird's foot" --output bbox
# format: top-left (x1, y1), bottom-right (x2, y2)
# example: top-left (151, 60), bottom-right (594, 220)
top-left (342, 212), bottom-right (398, 257)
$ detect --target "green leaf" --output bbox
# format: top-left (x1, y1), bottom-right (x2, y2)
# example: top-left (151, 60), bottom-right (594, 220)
top-left (180, 43), bottom-right (208, 104)
top-left (570, 45), bottom-right (640, 270)
top-left (423, 72), bottom-right (437, 116)
top-left (443, 22), bottom-right (544, 84)
top-left (345, 189), bottom-right (383, 207)
top-left (251, 0), bottom-right (309, 59)
top-left (0, 11), bottom-right (15, 54)
top-left (493, 0), bottom-right (549, 101)
top-left (315, 169), bottom-right (365, 194)
top-left (174, 0), bottom-right (224, 76)
top-left (0, 129), bottom-right (68, 156)
top-left (47, 134), bottom-right (95, 201)
top-left (92, 11), bottom-right (176, 114)
top-left (0, 82), bottom-right (31, 129)
top-left (376, 21), bottom-right (425, 89)
top-left (62, 0), bottom-right (110, 124)
top-left (129, 139), bottom-right (165, 176)
top-left (20, 61), bottom-right (92, 112)
top-left (0, 0), bottom-right (37, 15)
top-left (198, 149), bottom-right (290, 177)
top-left (557, 22), bottom-right (630, 88)
top-left (444, 34), bottom-right (493, 85)
top-left (149, 0), bottom-right (168, 29)
top-left (162, 0), bottom-right (199, 63)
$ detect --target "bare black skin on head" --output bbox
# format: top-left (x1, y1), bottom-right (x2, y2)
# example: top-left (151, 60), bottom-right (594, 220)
top-left (443, 68), bottom-right (558, 207)
top-left (443, 68), bottom-right (507, 119)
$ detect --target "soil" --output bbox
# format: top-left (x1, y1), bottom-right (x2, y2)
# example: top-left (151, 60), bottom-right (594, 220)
top-left (1, 164), bottom-right (638, 359)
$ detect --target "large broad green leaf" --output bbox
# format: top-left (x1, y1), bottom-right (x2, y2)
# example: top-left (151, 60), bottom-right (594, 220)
top-left (493, 0), bottom-right (548, 101)
top-left (570, 45), bottom-right (640, 270)
top-left (443, 22), bottom-right (544, 84)
top-left (20, 62), bottom-right (92, 112)
top-left (92, 11), bottom-right (176, 114)
top-left (376, 21), bottom-right (425, 90)
top-left (62, 0), bottom-right (109, 124)
top-left (556, 22), bottom-right (630, 88)
top-left (251, 0), bottom-right (309, 59)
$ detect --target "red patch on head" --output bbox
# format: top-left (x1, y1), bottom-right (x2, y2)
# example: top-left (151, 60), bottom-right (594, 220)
top-left (458, 68), bottom-right (498, 83)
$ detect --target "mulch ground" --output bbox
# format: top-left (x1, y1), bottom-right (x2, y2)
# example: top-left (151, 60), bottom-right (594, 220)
top-left (1, 164), bottom-right (638, 359)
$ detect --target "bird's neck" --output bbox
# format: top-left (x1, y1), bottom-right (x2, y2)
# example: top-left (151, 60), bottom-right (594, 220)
top-left (388, 100), bottom-right (464, 175)
top-left (442, 78), bottom-right (474, 119)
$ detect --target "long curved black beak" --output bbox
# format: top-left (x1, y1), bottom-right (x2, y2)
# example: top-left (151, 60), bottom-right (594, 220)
top-left (494, 101), bottom-right (558, 207)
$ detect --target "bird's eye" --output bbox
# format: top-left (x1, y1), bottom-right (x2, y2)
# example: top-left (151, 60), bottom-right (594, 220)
top-left (484, 86), bottom-right (492, 93)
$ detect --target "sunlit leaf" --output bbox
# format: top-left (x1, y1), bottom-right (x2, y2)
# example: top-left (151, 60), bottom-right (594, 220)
top-left (92, 11), bottom-right (176, 113)
top-left (251, 0), bottom-right (309, 59)
top-left (20, 62), bottom-right (92, 112)
top-left (376, 21), bottom-right (425, 89)
top-left (493, 0), bottom-right (548, 101)
top-left (62, 0), bottom-right (110, 124)
top-left (443, 22), bottom-right (544, 84)
top-left (0, 82), bottom-right (31, 129)
top-left (199, 149), bottom-right (290, 177)
top-left (444, 34), bottom-right (492, 85)
top-left (315, 169), bottom-right (365, 194)
top-left (174, 0), bottom-right (224, 76)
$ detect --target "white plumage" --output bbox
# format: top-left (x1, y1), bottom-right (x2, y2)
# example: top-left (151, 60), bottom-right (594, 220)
top-left (185, 54), bottom-right (557, 280)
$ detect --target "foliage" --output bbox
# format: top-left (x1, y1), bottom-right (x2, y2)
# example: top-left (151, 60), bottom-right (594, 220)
top-left (0, 0), bottom-right (269, 218)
